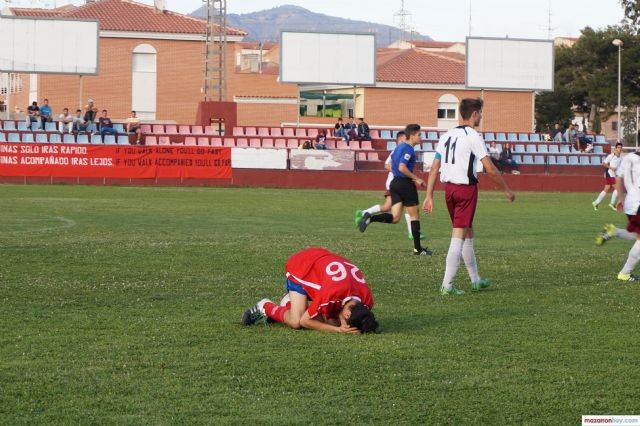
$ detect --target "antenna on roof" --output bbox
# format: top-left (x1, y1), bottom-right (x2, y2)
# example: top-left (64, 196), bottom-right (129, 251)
top-left (154, 0), bottom-right (166, 13)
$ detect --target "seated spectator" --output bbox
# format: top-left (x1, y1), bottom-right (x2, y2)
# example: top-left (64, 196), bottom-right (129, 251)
top-left (72, 109), bottom-right (88, 132)
top-left (488, 141), bottom-right (502, 169)
top-left (499, 142), bottom-right (520, 174)
top-left (98, 109), bottom-right (117, 136)
top-left (40, 98), bottom-right (53, 123)
top-left (356, 117), bottom-right (370, 141)
top-left (575, 128), bottom-right (593, 152)
top-left (84, 99), bottom-right (98, 132)
top-left (26, 101), bottom-right (42, 129)
top-left (58, 108), bottom-right (74, 133)
top-left (551, 123), bottom-right (563, 142)
top-left (564, 124), bottom-right (577, 150)
top-left (126, 110), bottom-right (142, 144)
top-left (334, 118), bottom-right (347, 140)
top-left (314, 129), bottom-right (328, 150)
top-left (344, 117), bottom-right (357, 143)
top-left (298, 140), bottom-right (313, 150)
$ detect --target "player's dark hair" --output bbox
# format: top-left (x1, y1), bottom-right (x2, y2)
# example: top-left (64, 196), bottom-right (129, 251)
top-left (396, 130), bottom-right (406, 140)
top-left (404, 124), bottom-right (421, 138)
top-left (616, 142), bottom-right (623, 148)
top-left (459, 98), bottom-right (483, 120)
top-left (347, 302), bottom-right (379, 333)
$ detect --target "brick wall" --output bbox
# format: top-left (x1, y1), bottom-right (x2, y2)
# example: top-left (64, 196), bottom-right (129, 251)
top-left (363, 87), bottom-right (533, 132)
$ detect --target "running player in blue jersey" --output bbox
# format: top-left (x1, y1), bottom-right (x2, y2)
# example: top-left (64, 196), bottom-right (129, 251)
top-left (358, 123), bottom-right (432, 255)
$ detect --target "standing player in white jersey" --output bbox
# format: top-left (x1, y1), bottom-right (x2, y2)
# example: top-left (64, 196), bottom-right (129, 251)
top-left (354, 131), bottom-right (423, 240)
top-left (423, 98), bottom-right (515, 295)
top-left (592, 143), bottom-right (623, 211)
top-left (596, 150), bottom-right (640, 281)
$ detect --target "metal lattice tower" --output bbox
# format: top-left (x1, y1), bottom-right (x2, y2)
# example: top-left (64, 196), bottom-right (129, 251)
top-left (203, 0), bottom-right (227, 101)
top-left (394, 0), bottom-right (411, 42)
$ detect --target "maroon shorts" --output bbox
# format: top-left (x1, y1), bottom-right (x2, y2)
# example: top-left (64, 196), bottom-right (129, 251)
top-left (445, 183), bottom-right (479, 228)
top-left (627, 214), bottom-right (640, 234)
top-left (605, 176), bottom-right (616, 185)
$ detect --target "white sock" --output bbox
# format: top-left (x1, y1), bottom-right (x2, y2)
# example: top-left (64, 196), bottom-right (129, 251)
top-left (594, 191), bottom-right (607, 205)
top-left (620, 240), bottom-right (640, 274)
top-left (404, 213), bottom-right (412, 235)
top-left (442, 238), bottom-right (464, 289)
top-left (462, 238), bottom-right (480, 283)
top-left (614, 227), bottom-right (638, 241)
top-left (364, 204), bottom-right (381, 215)
top-left (610, 190), bottom-right (618, 206)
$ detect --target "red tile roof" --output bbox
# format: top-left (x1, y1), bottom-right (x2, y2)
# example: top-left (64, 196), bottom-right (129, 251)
top-left (10, 0), bottom-right (246, 36)
top-left (410, 40), bottom-right (461, 49)
top-left (376, 49), bottom-right (465, 85)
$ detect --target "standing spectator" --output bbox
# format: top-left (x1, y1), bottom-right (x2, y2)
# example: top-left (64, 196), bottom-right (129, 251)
top-left (592, 142), bottom-right (623, 211)
top-left (423, 97), bottom-right (515, 296)
top-left (499, 142), bottom-right (520, 174)
top-left (84, 99), bottom-right (98, 132)
top-left (72, 109), bottom-right (88, 132)
top-left (98, 109), bottom-right (117, 136)
top-left (39, 99), bottom-right (53, 123)
top-left (26, 101), bottom-right (42, 129)
top-left (58, 108), bottom-right (74, 133)
top-left (334, 118), bottom-right (347, 140)
top-left (126, 110), bottom-right (142, 144)
top-left (356, 117), bottom-right (371, 141)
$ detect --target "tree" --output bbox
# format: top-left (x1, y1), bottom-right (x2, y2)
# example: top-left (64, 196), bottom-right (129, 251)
top-left (620, 0), bottom-right (640, 30)
top-left (535, 25), bottom-right (640, 136)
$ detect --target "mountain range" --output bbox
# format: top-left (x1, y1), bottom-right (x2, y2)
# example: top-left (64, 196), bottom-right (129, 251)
top-left (190, 4), bottom-right (431, 48)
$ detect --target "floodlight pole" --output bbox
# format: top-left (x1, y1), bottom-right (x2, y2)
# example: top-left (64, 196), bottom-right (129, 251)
top-left (613, 39), bottom-right (623, 144)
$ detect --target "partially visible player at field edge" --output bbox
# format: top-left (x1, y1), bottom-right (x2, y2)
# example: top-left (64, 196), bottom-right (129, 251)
top-left (596, 150), bottom-right (640, 281)
top-left (592, 142), bottom-right (622, 211)
top-left (354, 131), bottom-right (423, 240)
top-left (358, 124), bottom-right (433, 255)
top-left (241, 247), bottom-right (379, 333)
top-left (423, 98), bottom-right (515, 295)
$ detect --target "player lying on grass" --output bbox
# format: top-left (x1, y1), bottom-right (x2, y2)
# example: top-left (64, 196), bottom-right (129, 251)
top-left (241, 247), bottom-right (379, 333)
top-left (596, 149), bottom-right (640, 282)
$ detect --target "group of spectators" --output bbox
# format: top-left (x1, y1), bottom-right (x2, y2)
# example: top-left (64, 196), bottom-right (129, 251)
top-left (488, 141), bottom-right (520, 174)
top-left (334, 117), bottom-right (370, 142)
top-left (551, 123), bottom-right (594, 153)
top-left (25, 99), bottom-right (143, 144)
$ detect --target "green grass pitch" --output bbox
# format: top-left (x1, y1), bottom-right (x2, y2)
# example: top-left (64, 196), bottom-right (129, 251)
top-left (1, 184), bottom-right (639, 424)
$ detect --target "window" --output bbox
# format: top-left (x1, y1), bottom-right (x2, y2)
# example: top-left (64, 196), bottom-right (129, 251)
top-left (612, 121), bottom-right (618, 131)
top-left (132, 44), bottom-right (157, 120)
top-left (437, 94), bottom-right (458, 121)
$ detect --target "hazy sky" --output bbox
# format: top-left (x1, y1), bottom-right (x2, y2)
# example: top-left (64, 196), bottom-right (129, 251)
top-left (2, 0), bottom-right (625, 41)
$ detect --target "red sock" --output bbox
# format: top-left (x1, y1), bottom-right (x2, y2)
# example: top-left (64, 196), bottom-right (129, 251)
top-left (264, 301), bottom-right (290, 323)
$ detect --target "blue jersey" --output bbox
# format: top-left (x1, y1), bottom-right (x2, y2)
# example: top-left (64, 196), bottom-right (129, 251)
top-left (391, 143), bottom-right (416, 177)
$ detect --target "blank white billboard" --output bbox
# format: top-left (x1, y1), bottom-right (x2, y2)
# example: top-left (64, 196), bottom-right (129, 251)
top-left (280, 31), bottom-right (375, 86)
top-left (466, 37), bottom-right (554, 91)
top-left (0, 16), bottom-right (99, 75)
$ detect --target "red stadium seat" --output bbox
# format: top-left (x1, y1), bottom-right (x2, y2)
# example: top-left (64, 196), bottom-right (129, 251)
top-left (152, 124), bottom-right (165, 134)
top-left (211, 138), bottom-right (222, 147)
top-left (197, 137), bottom-right (210, 146)
top-left (287, 139), bottom-right (299, 148)
top-left (270, 127), bottom-right (282, 136)
top-left (145, 136), bottom-right (157, 145)
top-left (141, 124), bottom-right (152, 134)
top-left (223, 138), bottom-right (235, 147)
top-left (249, 138), bottom-right (261, 148)
top-left (258, 127), bottom-right (270, 136)
top-left (192, 126), bottom-right (204, 135)
top-left (274, 138), bottom-right (286, 148)
top-left (245, 127), bottom-right (257, 136)
top-left (236, 138), bottom-right (249, 147)
top-left (283, 128), bottom-right (294, 137)
top-left (178, 125), bottom-right (191, 135)
top-left (295, 128), bottom-right (306, 137)
top-left (204, 125), bottom-right (216, 135)
top-left (337, 140), bottom-right (349, 150)
top-left (233, 127), bottom-right (244, 136)
top-left (361, 141), bottom-right (373, 150)
top-left (159, 136), bottom-right (170, 145)
top-left (165, 124), bottom-right (178, 134)
top-left (262, 138), bottom-right (274, 148)
top-left (307, 128), bottom-right (319, 138)
top-left (185, 136), bottom-right (197, 146)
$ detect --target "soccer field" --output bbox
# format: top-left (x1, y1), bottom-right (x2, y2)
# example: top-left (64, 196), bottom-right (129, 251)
top-left (1, 184), bottom-right (638, 424)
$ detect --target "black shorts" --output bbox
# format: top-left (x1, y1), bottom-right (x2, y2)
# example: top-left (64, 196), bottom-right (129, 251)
top-left (390, 177), bottom-right (419, 206)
